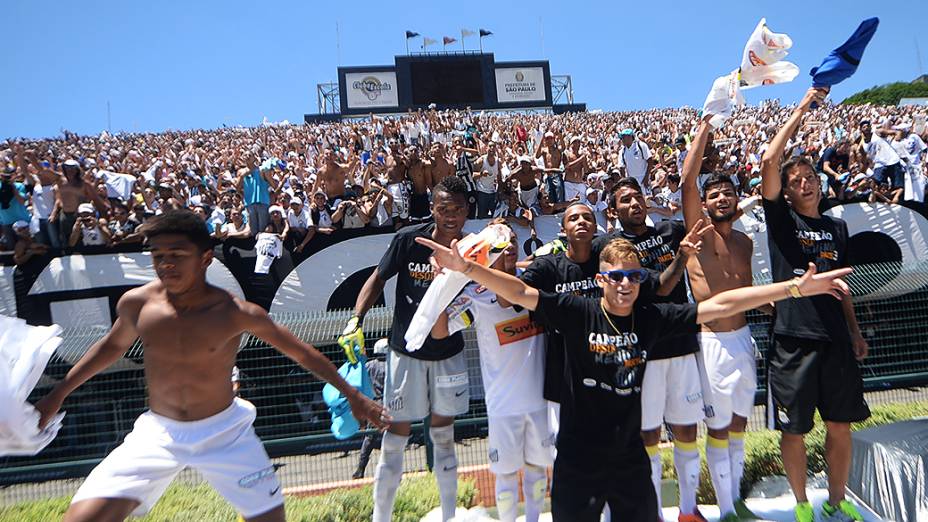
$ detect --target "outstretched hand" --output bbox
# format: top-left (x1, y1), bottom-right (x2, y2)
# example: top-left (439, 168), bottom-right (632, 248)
top-left (679, 218), bottom-right (714, 257)
top-left (348, 392), bottom-right (391, 431)
top-left (796, 262), bottom-right (852, 300)
top-left (800, 87), bottom-right (830, 111)
top-left (415, 237), bottom-right (469, 273)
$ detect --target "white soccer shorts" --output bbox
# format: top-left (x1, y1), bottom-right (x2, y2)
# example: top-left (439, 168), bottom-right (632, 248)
top-left (70, 398), bottom-right (283, 518)
top-left (700, 326), bottom-right (758, 430)
top-left (487, 407), bottom-right (554, 475)
top-left (641, 354), bottom-right (705, 430)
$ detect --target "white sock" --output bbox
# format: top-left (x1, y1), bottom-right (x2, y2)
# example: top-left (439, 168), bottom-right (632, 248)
top-left (522, 464), bottom-right (547, 522)
top-left (707, 436), bottom-right (735, 517)
top-left (729, 432), bottom-right (746, 501)
top-left (647, 445), bottom-right (663, 519)
top-left (373, 431), bottom-right (408, 522)
top-left (673, 440), bottom-right (700, 516)
top-left (601, 503), bottom-right (611, 522)
top-left (430, 424), bottom-right (458, 521)
top-left (494, 472), bottom-right (520, 522)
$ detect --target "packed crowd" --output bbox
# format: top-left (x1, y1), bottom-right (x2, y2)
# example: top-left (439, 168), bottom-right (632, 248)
top-left (2, 101), bottom-right (926, 264)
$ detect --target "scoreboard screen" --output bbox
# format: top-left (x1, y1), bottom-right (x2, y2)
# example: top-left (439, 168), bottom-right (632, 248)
top-left (410, 58), bottom-right (485, 106)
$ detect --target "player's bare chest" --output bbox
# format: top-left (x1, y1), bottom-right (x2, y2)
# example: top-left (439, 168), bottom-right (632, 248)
top-left (136, 305), bottom-right (234, 353)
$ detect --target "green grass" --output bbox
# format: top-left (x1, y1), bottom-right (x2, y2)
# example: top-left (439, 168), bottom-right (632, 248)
top-left (2, 401), bottom-right (925, 519)
top-left (0, 474), bottom-right (477, 522)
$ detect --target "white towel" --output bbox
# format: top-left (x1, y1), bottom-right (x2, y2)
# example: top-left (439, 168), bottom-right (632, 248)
top-left (0, 315), bottom-right (66, 456)
top-left (703, 19), bottom-right (798, 129)
top-left (404, 224), bottom-right (511, 352)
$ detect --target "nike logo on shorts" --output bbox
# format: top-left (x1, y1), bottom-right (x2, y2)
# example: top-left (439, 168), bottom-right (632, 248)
top-left (455, 390), bottom-right (466, 397)
top-left (269, 486), bottom-right (280, 496)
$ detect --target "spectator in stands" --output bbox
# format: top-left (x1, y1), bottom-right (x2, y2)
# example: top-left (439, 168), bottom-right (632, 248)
top-left (218, 207), bottom-right (250, 240)
top-left (12, 220), bottom-right (48, 266)
top-left (265, 205), bottom-right (289, 239)
top-left (235, 151), bottom-right (277, 237)
top-left (286, 197), bottom-right (311, 250)
top-left (619, 128), bottom-right (654, 190)
top-left (107, 203), bottom-right (141, 244)
top-left (68, 203), bottom-right (111, 249)
top-left (1, 165), bottom-right (31, 249)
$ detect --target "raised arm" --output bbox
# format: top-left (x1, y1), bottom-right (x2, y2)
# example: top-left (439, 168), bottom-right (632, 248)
top-left (681, 118), bottom-right (713, 230)
top-left (414, 236), bottom-right (540, 310)
top-left (34, 292), bottom-right (142, 428)
top-left (760, 87), bottom-right (828, 200)
top-left (239, 301), bottom-right (388, 429)
top-left (696, 263), bottom-right (851, 325)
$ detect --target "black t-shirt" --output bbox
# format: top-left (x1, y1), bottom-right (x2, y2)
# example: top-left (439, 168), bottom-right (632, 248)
top-left (763, 195), bottom-right (850, 343)
top-left (817, 147), bottom-right (850, 173)
top-left (377, 223), bottom-right (465, 360)
top-left (534, 291), bottom-right (698, 464)
top-left (521, 252), bottom-right (602, 403)
top-left (592, 221), bottom-right (698, 359)
top-left (521, 250), bottom-right (659, 403)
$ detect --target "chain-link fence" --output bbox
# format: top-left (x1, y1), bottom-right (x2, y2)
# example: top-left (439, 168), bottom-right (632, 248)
top-left (3, 262), bottom-right (928, 506)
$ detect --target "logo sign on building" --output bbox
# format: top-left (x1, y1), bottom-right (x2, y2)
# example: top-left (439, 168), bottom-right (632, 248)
top-left (495, 67), bottom-right (545, 103)
top-left (345, 71), bottom-right (399, 108)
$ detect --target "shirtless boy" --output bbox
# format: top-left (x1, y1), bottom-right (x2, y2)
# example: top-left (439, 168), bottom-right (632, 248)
top-left (35, 210), bottom-right (387, 522)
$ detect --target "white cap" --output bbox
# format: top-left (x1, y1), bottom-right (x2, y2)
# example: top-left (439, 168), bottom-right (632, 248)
top-left (290, 197), bottom-right (303, 206)
top-left (518, 155), bottom-right (532, 164)
top-left (373, 338), bottom-right (389, 355)
top-left (77, 203), bottom-right (95, 214)
top-left (12, 220), bottom-right (29, 230)
top-left (269, 205), bottom-right (284, 215)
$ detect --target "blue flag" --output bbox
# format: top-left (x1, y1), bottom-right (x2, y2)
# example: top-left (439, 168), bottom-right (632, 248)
top-left (810, 18), bottom-right (879, 88)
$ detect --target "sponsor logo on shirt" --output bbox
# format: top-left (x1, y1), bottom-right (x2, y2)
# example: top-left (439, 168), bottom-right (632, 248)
top-left (494, 315), bottom-right (544, 346)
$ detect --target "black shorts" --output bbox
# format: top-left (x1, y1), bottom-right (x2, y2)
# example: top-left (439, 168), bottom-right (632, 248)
top-left (767, 334), bottom-right (870, 434)
top-left (409, 193), bottom-right (431, 220)
top-left (551, 456), bottom-right (658, 521)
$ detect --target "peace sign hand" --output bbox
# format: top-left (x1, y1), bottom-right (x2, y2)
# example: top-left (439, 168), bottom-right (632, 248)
top-left (680, 218), bottom-right (714, 257)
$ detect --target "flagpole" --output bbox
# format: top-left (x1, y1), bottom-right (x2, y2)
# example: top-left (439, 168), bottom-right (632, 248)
top-left (461, 30), bottom-right (465, 51)
top-left (406, 37), bottom-right (409, 55)
top-left (479, 35), bottom-right (483, 54)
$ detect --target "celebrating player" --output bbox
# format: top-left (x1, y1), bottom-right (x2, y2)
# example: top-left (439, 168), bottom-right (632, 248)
top-left (416, 230), bottom-right (852, 522)
top-left (34, 210), bottom-right (387, 522)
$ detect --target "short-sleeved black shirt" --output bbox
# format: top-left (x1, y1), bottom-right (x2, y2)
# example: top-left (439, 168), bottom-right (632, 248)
top-left (534, 291), bottom-right (698, 463)
top-left (592, 221), bottom-right (698, 359)
top-left (521, 253), bottom-right (602, 403)
top-left (763, 195), bottom-right (850, 343)
top-left (377, 223), bottom-right (465, 360)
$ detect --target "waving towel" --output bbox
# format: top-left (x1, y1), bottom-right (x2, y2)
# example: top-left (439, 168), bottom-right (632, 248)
top-left (810, 18), bottom-right (880, 88)
top-left (0, 315), bottom-right (65, 456)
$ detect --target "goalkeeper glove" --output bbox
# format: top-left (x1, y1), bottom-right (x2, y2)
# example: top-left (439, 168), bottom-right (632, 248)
top-left (337, 315), bottom-right (365, 365)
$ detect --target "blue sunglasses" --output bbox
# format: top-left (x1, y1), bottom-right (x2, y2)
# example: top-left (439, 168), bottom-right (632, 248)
top-left (600, 268), bottom-right (649, 284)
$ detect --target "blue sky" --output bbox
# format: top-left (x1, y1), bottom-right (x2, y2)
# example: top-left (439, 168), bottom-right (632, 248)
top-left (3, 1), bottom-right (926, 139)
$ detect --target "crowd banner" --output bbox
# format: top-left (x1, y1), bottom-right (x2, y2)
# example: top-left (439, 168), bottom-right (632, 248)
top-left (344, 71), bottom-right (399, 109)
top-left (3, 202), bottom-right (928, 326)
top-left (494, 67), bottom-right (546, 103)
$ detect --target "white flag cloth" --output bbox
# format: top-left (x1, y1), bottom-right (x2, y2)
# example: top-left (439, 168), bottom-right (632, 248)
top-left (254, 233), bottom-right (283, 275)
top-left (461, 28), bottom-right (476, 37)
top-left (0, 315), bottom-right (65, 456)
top-left (703, 18), bottom-right (799, 129)
top-left (404, 224), bottom-right (511, 352)
top-left (739, 18), bottom-right (799, 89)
